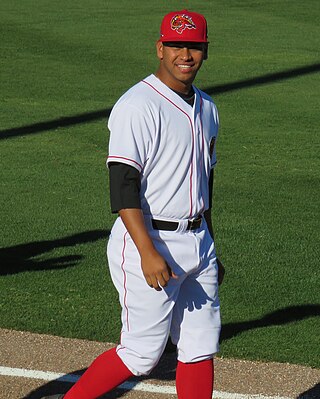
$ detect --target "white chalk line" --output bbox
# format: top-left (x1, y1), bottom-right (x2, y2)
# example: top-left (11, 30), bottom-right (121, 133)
top-left (0, 365), bottom-right (292, 399)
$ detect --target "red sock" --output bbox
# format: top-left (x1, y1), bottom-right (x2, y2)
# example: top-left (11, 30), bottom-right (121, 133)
top-left (64, 347), bottom-right (134, 399)
top-left (176, 359), bottom-right (214, 399)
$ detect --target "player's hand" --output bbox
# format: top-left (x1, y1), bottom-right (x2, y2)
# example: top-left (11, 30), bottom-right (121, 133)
top-left (217, 257), bottom-right (225, 286)
top-left (141, 249), bottom-right (178, 291)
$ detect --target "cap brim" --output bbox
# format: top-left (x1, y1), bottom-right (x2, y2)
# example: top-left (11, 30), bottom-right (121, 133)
top-left (160, 37), bottom-right (208, 43)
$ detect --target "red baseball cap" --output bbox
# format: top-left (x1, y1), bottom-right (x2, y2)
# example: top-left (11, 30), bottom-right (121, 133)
top-left (159, 10), bottom-right (208, 43)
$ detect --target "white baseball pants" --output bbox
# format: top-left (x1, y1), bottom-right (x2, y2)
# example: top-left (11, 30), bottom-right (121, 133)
top-left (107, 216), bottom-right (221, 376)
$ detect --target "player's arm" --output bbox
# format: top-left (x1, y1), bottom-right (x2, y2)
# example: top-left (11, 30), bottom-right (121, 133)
top-left (119, 208), bottom-right (176, 290)
top-left (109, 162), bottom-right (177, 291)
top-left (204, 169), bottom-right (225, 285)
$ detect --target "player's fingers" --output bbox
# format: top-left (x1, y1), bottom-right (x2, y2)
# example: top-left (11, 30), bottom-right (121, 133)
top-left (158, 272), bottom-right (169, 288)
top-left (145, 276), bottom-right (153, 288)
top-left (150, 275), bottom-right (162, 291)
top-left (144, 274), bottom-right (157, 288)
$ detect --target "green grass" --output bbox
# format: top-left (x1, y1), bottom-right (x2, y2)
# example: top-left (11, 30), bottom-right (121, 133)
top-left (1, 0), bottom-right (320, 369)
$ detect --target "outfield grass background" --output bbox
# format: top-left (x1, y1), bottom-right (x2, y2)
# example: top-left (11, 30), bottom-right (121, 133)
top-left (1, 0), bottom-right (319, 369)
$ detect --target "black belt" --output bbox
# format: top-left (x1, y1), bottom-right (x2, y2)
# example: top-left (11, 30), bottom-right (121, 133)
top-left (151, 216), bottom-right (202, 231)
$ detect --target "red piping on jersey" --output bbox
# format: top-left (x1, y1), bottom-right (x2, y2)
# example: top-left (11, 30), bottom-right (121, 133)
top-left (121, 232), bottom-right (130, 332)
top-left (142, 79), bottom-right (195, 218)
top-left (107, 155), bottom-right (143, 171)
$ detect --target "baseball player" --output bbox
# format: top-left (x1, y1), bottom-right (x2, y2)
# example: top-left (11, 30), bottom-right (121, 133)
top-left (42, 9), bottom-right (224, 399)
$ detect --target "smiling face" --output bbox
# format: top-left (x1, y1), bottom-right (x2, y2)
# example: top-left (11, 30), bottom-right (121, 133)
top-left (155, 41), bottom-right (207, 94)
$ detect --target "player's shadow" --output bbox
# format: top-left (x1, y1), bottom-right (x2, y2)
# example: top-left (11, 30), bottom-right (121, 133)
top-left (297, 382), bottom-right (320, 399)
top-left (0, 229), bottom-right (109, 275)
top-left (23, 377), bottom-right (164, 398)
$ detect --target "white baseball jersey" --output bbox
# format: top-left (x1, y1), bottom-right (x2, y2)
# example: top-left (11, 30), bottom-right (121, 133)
top-left (107, 74), bottom-right (219, 220)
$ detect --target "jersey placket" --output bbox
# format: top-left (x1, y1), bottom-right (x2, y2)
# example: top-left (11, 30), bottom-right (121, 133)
top-left (141, 78), bottom-right (202, 219)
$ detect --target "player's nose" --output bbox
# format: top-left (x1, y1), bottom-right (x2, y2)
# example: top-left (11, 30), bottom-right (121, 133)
top-left (180, 47), bottom-right (192, 60)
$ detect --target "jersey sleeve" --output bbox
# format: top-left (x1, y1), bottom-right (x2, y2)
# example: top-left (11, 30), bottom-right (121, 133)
top-left (107, 101), bottom-right (153, 172)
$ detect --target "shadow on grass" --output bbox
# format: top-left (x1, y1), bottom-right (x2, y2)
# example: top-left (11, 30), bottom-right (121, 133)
top-left (220, 304), bottom-right (320, 341)
top-left (1, 62), bottom-right (319, 140)
top-left (24, 304), bottom-right (319, 398)
top-left (0, 229), bottom-right (109, 275)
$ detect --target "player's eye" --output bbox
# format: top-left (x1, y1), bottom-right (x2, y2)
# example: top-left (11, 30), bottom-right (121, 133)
top-left (164, 42), bottom-right (204, 52)
top-left (164, 42), bottom-right (184, 49)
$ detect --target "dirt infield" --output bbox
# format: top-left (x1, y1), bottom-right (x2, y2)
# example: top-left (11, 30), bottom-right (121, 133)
top-left (1, 328), bottom-right (319, 399)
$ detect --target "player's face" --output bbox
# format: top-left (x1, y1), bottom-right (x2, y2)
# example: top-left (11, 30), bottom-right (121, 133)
top-left (156, 41), bottom-right (206, 93)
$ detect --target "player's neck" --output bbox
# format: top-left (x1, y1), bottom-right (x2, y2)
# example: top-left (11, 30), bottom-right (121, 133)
top-left (155, 71), bottom-right (194, 95)
top-left (171, 87), bottom-right (195, 106)
top-left (167, 81), bottom-right (193, 95)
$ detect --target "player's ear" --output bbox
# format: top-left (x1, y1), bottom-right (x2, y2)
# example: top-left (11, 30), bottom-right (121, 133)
top-left (156, 40), bottom-right (164, 60)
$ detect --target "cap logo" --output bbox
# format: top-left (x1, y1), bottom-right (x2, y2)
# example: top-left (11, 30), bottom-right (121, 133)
top-left (171, 13), bottom-right (196, 34)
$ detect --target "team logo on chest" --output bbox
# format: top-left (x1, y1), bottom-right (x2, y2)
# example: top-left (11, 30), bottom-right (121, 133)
top-left (209, 137), bottom-right (216, 158)
top-left (171, 14), bottom-right (196, 34)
